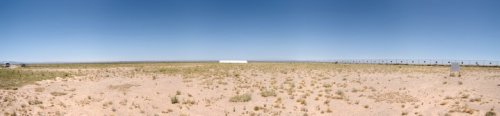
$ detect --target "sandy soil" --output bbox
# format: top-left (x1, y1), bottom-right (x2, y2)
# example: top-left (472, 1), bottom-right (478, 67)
top-left (1, 63), bottom-right (499, 116)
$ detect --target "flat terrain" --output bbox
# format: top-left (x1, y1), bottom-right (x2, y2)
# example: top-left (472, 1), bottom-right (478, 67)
top-left (1, 63), bottom-right (499, 116)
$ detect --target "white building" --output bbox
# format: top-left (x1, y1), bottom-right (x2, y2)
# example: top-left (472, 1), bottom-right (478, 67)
top-left (219, 60), bottom-right (248, 64)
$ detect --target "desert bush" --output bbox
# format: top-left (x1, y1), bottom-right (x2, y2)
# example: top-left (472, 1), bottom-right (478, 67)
top-left (171, 96), bottom-right (179, 104)
top-left (50, 92), bottom-right (67, 96)
top-left (297, 98), bottom-right (307, 105)
top-left (486, 111), bottom-right (496, 116)
top-left (254, 106), bottom-right (262, 111)
top-left (335, 90), bottom-right (345, 96)
top-left (260, 90), bottom-right (276, 97)
top-left (323, 84), bottom-right (332, 88)
top-left (469, 98), bottom-right (481, 102)
top-left (230, 94), bottom-right (251, 102)
top-left (182, 99), bottom-right (196, 105)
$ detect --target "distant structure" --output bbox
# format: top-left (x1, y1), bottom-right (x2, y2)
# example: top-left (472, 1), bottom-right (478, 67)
top-left (450, 62), bottom-right (461, 77)
top-left (2, 62), bottom-right (22, 69)
top-left (4, 62), bottom-right (10, 68)
top-left (219, 60), bottom-right (248, 64)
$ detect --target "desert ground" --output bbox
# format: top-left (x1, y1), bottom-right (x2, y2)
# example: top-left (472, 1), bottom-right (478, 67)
top-left (0, 63), bottom-right (499, 116)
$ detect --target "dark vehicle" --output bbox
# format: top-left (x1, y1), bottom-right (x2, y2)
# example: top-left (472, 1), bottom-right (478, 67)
top-left (5, 63), bottom-right (10, 68)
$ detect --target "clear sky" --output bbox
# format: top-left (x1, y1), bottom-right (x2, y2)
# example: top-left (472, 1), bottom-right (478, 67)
top-left (1, 0), bottom-right (499, 62)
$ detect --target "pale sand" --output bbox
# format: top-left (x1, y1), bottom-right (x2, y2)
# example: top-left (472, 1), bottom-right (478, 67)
top-left (1, 64), bottom-right (499, 116)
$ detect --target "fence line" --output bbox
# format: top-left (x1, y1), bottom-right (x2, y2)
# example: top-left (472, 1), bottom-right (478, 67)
top-left (333, 59), bottom-right (500, 66)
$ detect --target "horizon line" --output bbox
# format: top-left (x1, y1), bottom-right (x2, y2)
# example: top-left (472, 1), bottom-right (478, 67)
top-left (2, 59), bottom-right (500, 64)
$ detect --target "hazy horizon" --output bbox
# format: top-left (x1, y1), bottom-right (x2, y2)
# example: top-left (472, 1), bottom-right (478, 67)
top-left (2, 0), bottom-right (500, 62)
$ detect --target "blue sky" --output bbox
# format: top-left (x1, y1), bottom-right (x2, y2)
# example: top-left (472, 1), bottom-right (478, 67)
top-left (1, 0), bottom-right (499, 62)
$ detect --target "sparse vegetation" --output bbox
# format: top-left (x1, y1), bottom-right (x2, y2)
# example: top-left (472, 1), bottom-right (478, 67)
top-left (0, 69), bottom-right (71, 89)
